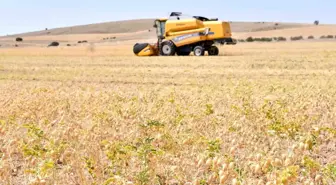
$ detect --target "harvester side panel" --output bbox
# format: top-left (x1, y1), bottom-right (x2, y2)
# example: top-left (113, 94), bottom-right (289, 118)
top-left (203, 21), bottom-right (232, 40)
top-left (168, 33), bottom-right (207, 47)
top-left (164, 18), bottom-right (232, 48)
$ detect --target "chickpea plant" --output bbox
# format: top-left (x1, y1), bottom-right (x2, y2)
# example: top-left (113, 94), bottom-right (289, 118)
top-left (1, 42), bottom-right (336, 184)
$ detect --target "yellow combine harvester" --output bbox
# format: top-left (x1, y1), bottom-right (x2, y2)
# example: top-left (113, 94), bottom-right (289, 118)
top-left (133, 12), bottom-right (235, 56)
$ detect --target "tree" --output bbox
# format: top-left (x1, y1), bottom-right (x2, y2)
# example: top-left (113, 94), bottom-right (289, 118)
top-left (48, 41), bottom-right (59, 47)
top-left (15, 37), bottom-right (23, 42)
top-left (246, 37), bottom-right (254, 42)
top-left (314, 20), bottom-right (319, 25)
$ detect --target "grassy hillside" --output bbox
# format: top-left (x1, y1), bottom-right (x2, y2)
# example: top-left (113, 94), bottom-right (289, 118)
top-left (7, 19), bottom-right (312, 37)
top-left (233, 25), bottom-right (336, 39)
top-left (230, 21), bottom-right (310, 32)
top-left (10, 19), bottom-right (155, 37)
top-left (1, 18), bottom-right (334, 48)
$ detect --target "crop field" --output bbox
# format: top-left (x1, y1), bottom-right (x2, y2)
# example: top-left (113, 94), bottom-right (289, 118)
top-left (0, 42), bottom-right (336, 185)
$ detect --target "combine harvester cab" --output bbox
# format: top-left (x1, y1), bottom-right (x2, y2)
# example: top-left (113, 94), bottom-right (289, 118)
top-left (133, 12), bottom-right (236, 56)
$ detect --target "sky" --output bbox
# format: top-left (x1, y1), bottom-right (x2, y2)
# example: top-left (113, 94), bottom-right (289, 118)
top-left (0, 0), bottom-right (335, 36)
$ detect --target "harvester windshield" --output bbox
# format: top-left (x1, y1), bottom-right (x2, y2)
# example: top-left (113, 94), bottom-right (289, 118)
top-left (154, 20), bottom-right (166, 38)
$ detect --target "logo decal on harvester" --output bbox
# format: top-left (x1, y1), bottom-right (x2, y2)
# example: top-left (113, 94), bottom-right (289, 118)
top-left (173, 32), bottom-right (215, 43)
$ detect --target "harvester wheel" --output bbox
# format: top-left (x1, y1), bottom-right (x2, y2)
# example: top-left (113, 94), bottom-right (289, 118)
top-left (160, 41), bottom-right (176, 56)
top-left (193, 46), bottom-right (205, 56)
top-left (208, 46), bottom-right (219, 56)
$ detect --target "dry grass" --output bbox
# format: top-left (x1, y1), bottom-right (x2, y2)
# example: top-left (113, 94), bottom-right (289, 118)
top-left (0, 42), bottom-right (336, 185)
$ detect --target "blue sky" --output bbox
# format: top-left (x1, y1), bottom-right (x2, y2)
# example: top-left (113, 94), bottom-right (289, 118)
top-left (1, 0), bottom-right (335, 36)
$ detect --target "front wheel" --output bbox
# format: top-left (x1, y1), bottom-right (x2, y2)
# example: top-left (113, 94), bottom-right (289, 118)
top-left (193, 46), bottom-right (205, 56)
top-left (208, 46), bottom-right (219, 56)
top-left (160, 41), bottom-right (176, 56)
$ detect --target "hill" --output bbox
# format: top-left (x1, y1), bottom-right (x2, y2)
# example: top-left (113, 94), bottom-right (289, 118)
top-left (1, 19), bottom-right (335, 48)
top-left (6, 19), bottom-right (311, 37)
top-left (229, 21), bottom-right (309, 32)
top-left (9, 19), bottom-right (155, 37)
top-left (233, 25), bottom-right (336, 39)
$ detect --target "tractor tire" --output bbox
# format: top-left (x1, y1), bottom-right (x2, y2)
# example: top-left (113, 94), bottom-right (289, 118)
top-left (208, 46), bottom-right (219, 56)
top-left (160, 41), bottom-right (176, 56)
top-left (193, 46), bottom-right (205, 56)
